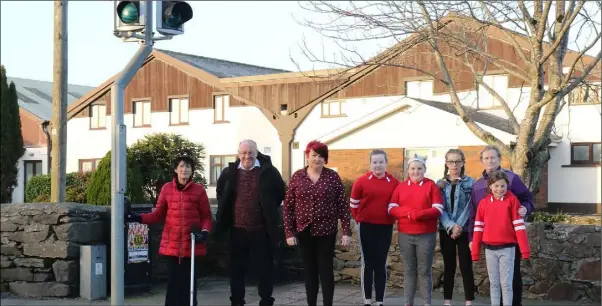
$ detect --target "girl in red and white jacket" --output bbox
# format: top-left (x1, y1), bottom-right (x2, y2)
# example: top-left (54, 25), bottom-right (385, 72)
top-left (471, 170), bottom-right (530, 306)
top-left (350, 149), bottom-right (400, 306)
top-left (388, 156), bottom-right (443, 306)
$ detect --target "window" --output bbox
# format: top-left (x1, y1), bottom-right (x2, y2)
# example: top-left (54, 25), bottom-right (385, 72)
top-left (569, 83), bottom-right (601, 105)
top-left (90, 104), bottom-right (106, 129)
top-left (169, 97), bottom-right (189, 125)
top-left (214, 95), bottom-right (230, 123)
top-left (210, 155), bottom-right (237, 184)
top-left (571, 142), bottom-right (601, 165)
top-left (133, 100), bottom-right (151, 127)
top-left (24, 160), bottom-right (43, 199)
top-left (404, 147), bottom-right (454, 180)
top-left (405, 80), bottom-right (433, 99)
top-left (478, 74), bottom-right (508, 109)
top-left (321, 100), bottom-right (344, 117)
top-left (79, 159), bottom-right (102, 173)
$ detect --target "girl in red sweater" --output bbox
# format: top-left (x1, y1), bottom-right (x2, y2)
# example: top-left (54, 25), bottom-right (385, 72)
top-left (388, 156), bottom-right (443, 306)
top-left (350, 149), bottom-right (400, 306)
top-left (471, 170), bottom-right (530, 306)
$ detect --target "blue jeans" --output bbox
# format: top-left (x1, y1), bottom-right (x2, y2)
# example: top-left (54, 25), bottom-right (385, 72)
top-left (485, 246), bottom-right (516, 306)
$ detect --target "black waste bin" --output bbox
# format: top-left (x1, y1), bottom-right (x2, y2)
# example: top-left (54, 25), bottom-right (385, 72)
top-left (124, 198), bottom-right (153, 294)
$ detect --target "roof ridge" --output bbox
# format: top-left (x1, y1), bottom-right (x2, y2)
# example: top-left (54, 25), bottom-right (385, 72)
top-left (155, 48), bottom-right (291, 73)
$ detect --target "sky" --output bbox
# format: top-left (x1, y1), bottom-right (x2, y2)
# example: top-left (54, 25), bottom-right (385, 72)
top-left (0, 1), bottom-right (383, 87)
top-left (1, 1), bottom-right (600, 88)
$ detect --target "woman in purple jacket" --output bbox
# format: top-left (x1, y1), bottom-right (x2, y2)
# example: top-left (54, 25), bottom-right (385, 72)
top-left (468, 145), bottom-right (534, 306)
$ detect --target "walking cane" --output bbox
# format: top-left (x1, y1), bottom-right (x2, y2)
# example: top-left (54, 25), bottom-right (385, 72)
top-left (190, 225), bottom-right (198, 306)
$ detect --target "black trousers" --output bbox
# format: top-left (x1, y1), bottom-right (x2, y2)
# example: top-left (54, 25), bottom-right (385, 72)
top-left (500, 246), bottom-right (523, 306)
top-left (439, 230), bottom-right (475, 301)
top-left (297, 227), bottom-right (336, 306)
top-left (165, 255), bottom-right (199, 306)
top-left (358, 223), bottom-right (393, 303)
top-left (229, 227), bottom-right (274, 306)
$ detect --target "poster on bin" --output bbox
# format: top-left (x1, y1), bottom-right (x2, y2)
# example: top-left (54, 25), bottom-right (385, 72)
top-left (127, 222), bottom-right (149, 263)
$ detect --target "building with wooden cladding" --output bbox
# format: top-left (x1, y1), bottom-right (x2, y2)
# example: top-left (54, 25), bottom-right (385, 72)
top-left (65, 17), bottom-right (601, 213)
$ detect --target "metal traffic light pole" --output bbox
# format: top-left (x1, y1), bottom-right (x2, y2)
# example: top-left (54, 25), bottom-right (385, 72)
top-left (110, 1), bottom-right (153, 305)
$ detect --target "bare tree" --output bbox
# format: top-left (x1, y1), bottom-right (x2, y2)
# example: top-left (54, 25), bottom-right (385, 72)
top-left (294, 0), bottom-right (602, 198)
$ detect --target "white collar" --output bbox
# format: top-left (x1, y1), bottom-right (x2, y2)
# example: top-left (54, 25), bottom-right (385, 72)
top-left (238, 159), bottom-right (261, 170)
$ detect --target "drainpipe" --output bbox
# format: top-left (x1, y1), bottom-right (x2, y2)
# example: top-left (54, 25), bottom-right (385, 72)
top-left (41, 120), bottom-right (52, 174)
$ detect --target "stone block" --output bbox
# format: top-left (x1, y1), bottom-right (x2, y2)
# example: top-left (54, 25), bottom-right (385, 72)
top-left (53, 221), bottom-right (104, 244)
top-left (335, 252), bottom-right (359, 261)
top-left (32, 213), bottom-right (61, 225)
top-left (573, 258), bottom-right (601, 282)
top-left (1, 267), bottom-right (33, 281)
top-left (33, 272), bottom-right (54, 282)
top-left (13, 257), bottom-right (53, 268)
top-left (340, 267), bottom-right (360, 279)
top-left (8, 281), bottom-right (72, 297)
top-left (23, 241), bottom-right (80, 259)
top-left (52, 260), bottom-right (78, 283)
top-left (1, 255), bottom-right (14, 268)
top-left (546, 282), bottom-right (580, 301)
top-left (10, 230), bottom-right (49, 243)
top-left (0, 223), bottom-right (19, 232)
top-left (0, 245), bottom-right (22, 256)
top-left (333, 258), bottom-right (345, 271)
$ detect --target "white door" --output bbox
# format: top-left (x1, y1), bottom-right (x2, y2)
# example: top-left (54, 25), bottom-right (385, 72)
top-left (404, 147), bottom-right (455, 181)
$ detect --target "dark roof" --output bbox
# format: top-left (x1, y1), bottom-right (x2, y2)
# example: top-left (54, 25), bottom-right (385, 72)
top-left (156, 49), bottom-right (290, 78)
top-left (417, 99), bottom-right (516, 135)
top-left (7, 77), bottom-right (94, 121)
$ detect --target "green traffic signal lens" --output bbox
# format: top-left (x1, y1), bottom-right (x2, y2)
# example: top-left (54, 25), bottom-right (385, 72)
top-left (119, 3), bottom-right (139, 24)
top-left (165, 14), bottom-right (182, 28)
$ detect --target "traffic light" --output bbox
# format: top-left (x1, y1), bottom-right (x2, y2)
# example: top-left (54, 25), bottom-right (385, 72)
top-left (114, 1), bottom-right (146, 33)
top-left (156, 1), bottom-right (193, 36)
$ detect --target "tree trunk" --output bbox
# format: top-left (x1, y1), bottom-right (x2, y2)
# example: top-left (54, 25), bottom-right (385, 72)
top-left (512, 146), bottom-right (550, 210)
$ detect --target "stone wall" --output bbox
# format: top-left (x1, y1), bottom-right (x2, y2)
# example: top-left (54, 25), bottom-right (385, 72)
top-left (333, 222), bottom-right (601, 304)
top-left (1, 203), bottom-right (109, 297)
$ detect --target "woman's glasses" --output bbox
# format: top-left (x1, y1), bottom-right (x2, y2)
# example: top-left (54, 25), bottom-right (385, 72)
top-left (446, 160), bottom-right (464, 165)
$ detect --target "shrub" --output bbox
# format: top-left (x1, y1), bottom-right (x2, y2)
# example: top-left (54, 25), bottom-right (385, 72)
top-left (25, 172), bottom-right (92, 203)
top-left (130, 133), bottom-right (207, 203)
top-left (86, 150), bottom-right (146, 206)
top-left (341, 178), bottom-right (355, 201)
top-left (532, 210), bottom-right (569, 223)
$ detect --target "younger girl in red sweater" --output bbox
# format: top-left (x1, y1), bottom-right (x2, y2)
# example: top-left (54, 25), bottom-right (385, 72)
top-left (388, 156), bottom-right (443, 306)
top-left (471, 170), bottom-right (530, 306)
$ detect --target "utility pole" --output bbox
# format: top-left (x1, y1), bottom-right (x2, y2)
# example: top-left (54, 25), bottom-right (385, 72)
top-left (50, 0), bottom-right (68, 202)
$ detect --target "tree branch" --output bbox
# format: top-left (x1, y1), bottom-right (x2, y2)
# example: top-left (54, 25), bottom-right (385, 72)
top-left (539, 0), bottom-right (586, 64)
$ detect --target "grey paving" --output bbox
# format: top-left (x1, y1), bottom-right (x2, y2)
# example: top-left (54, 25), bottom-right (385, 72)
top-left (1, 277), bottom-right (596, 305)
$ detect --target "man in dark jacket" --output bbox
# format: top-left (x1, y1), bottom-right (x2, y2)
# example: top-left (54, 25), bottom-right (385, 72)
top-left (216, 139), bottom-right (286, 306)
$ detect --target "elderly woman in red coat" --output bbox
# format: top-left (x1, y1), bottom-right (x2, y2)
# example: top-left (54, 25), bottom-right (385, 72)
top-left (128, 156), bottom-right (212, 306)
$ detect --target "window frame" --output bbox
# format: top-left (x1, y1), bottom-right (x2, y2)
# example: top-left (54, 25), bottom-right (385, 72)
top-left (89, 104), bottom-right (107, 130)
top-left (168, 95), bottom-right (190, 126)
top-left (320, 99), bottom-right (345, 118)
top-left (568, 83), bottom-right (601, 106)
top-left (213, 93), bottom-right (230, 123)
top-left (477, 74), bottom-right (508, 110)
top-left (570, 142), bottom-right (602, 165)
top-left (23, 160), bottom-right (43, 199)
top-left (209, 155), bottom-right (237, 185)
top-left (132, 99), bottom-right (152, 128)
top-left (79, 158), bottom-right (102, 173)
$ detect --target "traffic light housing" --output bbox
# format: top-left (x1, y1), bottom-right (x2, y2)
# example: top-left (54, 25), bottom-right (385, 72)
top-left (114, 1), bottom-right (147, 33)
top-left (156, 1), bottom-right (193, 36)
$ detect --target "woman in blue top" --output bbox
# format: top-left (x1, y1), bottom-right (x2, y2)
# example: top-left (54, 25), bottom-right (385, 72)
top-left (436, 149), bottom-right (475, 306)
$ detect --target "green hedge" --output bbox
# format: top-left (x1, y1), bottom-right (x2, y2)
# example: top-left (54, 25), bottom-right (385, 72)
top-left (86, 150), bottom-right (146, 206)
top-left (25, 172), bottom-right (92, 203)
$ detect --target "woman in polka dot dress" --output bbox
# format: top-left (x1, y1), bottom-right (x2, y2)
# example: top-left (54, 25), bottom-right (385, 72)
top-left (283, 140), bottom-right (352, 306)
